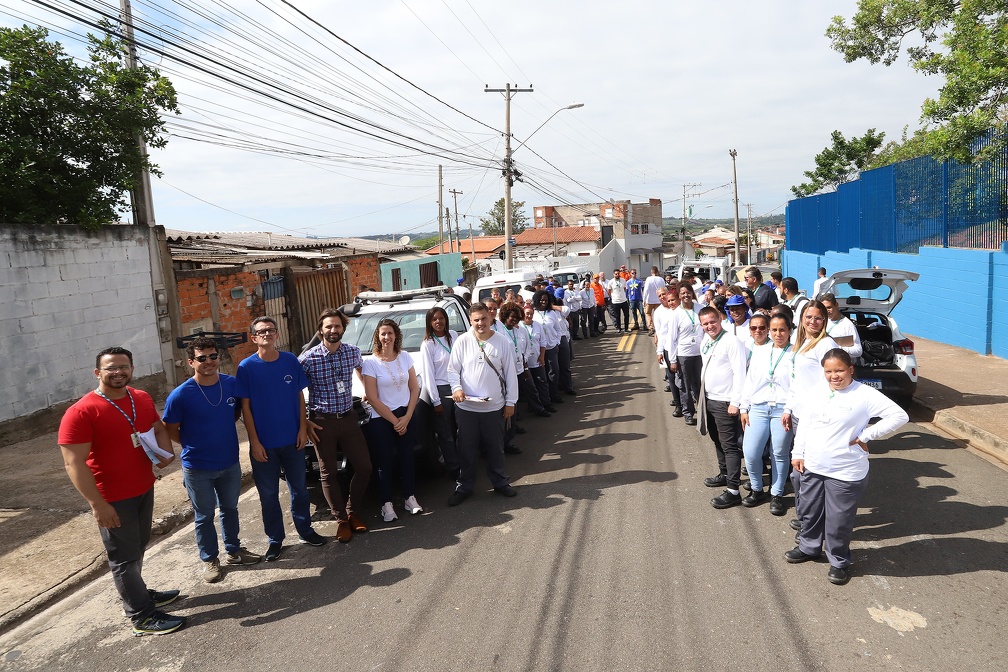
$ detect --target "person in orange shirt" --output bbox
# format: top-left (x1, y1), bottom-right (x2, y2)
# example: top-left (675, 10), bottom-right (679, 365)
top-left (590, 273), bottom-right (608, 335)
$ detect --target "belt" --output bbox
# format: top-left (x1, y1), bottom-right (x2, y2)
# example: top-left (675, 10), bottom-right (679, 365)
top-left (310, 409), bottom-right (353, 419)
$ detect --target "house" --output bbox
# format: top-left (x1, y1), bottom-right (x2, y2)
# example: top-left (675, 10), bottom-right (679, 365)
top-left (425, 235), bottom-right (506, 260)
top-left (530, 199), bottom-right (664, 272)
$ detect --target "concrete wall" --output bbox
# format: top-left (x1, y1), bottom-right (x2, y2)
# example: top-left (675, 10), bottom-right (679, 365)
top-left (783, 246), bottom-right (1008, 357)
top-left (0, 224), bottom-right (163, 425)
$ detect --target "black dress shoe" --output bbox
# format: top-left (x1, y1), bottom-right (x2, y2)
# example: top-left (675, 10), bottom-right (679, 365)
top-left (828, 566), bottom-right (851, 585)
top-left (504, 444), bottom-right (522, 454)
top-left (784, 546), bottom-right (819, 563)
top-left (711, 490), bottom-right (742, 509)
top-left (546, 405), bottom-right (559, 413)
top-left (769, 495), bottom-right (786, 516)
top-left (684, 417), bottom-right (697, 426)
top-left (551, 397), bottom-right (565, 404)
top-left (494, 484), bottom-right (517, 497)
top-left (535, 409), bottom-right (552, 417)
top-left (671, 406), bottom-right (683, 416)
top-left (514, 425), bottom-right (527, 434)
top-left (447, 490), bottom-right (472, 506)
top-left (742, 490), bottom-right (768, 507)
top-left (789, 518), bottom-right (801, 531)
top-left (704, 473), bottom-right (727, 488)
top-left (564, 389), bottom-right (577, 396)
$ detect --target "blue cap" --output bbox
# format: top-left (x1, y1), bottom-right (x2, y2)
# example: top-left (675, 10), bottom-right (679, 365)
top-left (714, 279), bottom-right (723, 285)
top-left (456, 278), bottom-right (464, 284)
top-left (725, 294), bottom-right (747, 307)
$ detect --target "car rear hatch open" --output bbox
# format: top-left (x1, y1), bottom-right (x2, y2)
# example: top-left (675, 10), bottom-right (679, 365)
top-left (820, 268), bottom-right (919, 315)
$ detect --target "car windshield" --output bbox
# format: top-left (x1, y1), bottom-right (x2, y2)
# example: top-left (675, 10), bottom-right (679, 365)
top-left (342, 302), bottom-right (467, 352)
top-left (476, 284), bottom-right (524, 302)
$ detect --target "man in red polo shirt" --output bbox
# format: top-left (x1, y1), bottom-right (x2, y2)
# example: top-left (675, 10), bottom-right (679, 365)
top-left (58, 347), bottom-right (184, 636)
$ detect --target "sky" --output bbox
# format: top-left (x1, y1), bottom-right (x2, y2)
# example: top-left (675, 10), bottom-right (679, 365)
top-left (2, 1), bottom-right (940, 240)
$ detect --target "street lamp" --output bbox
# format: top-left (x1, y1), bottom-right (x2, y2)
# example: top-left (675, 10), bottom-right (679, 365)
top-left (496, 98), bottom-right (584, 270)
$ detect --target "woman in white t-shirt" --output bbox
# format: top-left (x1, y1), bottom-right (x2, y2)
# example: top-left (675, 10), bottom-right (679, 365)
top-left (785, 348), bottom-right (908, 585)
top-left (362, 318), bottom-right (421, 523)
top-left (420, 307), bottom-right (459, 478)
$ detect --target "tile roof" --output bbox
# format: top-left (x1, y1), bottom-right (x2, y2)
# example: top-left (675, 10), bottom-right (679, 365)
top-left (425, 236), bottom-right (505, 259)
top-left (515, 226), bottom-right (600, 244)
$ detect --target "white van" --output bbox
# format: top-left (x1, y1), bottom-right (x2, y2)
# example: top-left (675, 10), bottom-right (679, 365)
top-left (551, 264), bottom-right (592, 288)
top-left (473, 269), bottom-right (538, 303)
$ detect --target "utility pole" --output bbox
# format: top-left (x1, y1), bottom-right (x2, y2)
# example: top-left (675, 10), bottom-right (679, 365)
top-left (438, 165), bottom-right (444, 253)
top-left (486, 83), bottom-right (533, 270)
top-left (682, 183), bottom-right (701, 263)
top-left (449, 188), bottom-right (463, 260)
top-left (119, 0), bottom-right (155, 227)
top-left (729, 149), bottom-right (741, 266)
top-left (745, 203), bottom-right (753, 265)
top-left (466, 215), bottom-right (476, 262)
top-left (445, 207), bottom-right (454, 253)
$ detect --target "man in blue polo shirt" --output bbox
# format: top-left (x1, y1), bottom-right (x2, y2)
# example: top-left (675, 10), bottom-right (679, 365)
top-left (163, 336), bottom-right (262, 583)
top-left (236, 317), bottom-right (327, 562)
top-left (625, 268), bottom-right (645, 331)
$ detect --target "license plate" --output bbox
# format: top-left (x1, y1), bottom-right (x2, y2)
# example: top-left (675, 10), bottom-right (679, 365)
top-left (859, 379), bottom-right (882, 389)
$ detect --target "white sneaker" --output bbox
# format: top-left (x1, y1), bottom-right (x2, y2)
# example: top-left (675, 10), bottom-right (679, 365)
top-left (381, 501), bottom-right (398, 522)
top-left (404, 495), bottom-right (423, 515)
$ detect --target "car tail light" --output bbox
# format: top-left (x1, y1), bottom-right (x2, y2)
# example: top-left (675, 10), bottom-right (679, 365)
top-left (896, 339), bottom-right (914, 355)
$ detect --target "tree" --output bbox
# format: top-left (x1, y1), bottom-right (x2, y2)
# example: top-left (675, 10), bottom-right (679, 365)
top-left (0, 25), bottom-right (178, 228)
top-left (827, 1), bottom-right (1008, 163)
top-left (791, 129), bottom-right (885, 198)
top-left (479, 198), bottom-right (529, 236)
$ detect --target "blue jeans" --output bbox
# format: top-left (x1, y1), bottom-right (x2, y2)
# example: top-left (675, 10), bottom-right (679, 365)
top-left (629, 299), bottom-right (645, 327)
top-left (251, 444), bottom-right (314, 544)
top-left (742, 403), bottom-right (794, 496)
top-left (183, 462), bottom-right (242, 561)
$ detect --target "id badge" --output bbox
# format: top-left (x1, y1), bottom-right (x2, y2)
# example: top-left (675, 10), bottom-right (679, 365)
top-left (336, 380), bottom-right (346, 394)
top-left (477, 354), bottom-right (485, 363)
top-left (131, 432), bottom-right (141, 449)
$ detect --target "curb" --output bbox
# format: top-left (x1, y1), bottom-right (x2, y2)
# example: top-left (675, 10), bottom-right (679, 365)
top-left (931, 409), bottom-right (1008, 466)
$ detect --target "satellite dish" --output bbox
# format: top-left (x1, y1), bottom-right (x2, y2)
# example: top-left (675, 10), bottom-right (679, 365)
top-left (398, 235), bottom-right (411, 246)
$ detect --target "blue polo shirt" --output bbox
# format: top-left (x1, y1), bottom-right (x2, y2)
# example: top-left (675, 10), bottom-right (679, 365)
top-left (235, 351), bottom-right (309, 450)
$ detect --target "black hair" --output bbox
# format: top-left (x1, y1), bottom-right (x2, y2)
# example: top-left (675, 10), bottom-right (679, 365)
top-left (822, 347), bottom-right (852, 367)
top-left (96, 346), bottom-right (132, 370)
top-left (185, 336), bottom-right (218, 361)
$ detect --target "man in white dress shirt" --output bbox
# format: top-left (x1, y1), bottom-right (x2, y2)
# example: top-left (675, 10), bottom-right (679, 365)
top-left (446, 303), bottom-right (519, 506)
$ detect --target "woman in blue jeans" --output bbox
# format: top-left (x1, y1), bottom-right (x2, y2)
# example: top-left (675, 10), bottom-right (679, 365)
top-left (361, 319), bottom-right (422, 523)
top-left (739, 314), bottom-right (794, 516)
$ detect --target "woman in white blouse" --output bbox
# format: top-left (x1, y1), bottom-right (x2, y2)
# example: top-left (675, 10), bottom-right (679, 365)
top-left (361, 318), bottom-right (421, 523)
top-left (420, 307), bottom-right (459, 478)
top-left (785, 348), bottom-right (908, 585)
top-left (739, 314), bottom-right (794, 515)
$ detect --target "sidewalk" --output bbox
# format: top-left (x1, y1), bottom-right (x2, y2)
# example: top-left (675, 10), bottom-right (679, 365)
top-left (1, 336), bottom-right (1006, 631)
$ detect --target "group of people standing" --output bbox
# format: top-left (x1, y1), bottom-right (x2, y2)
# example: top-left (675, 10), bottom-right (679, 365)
top-left (650, 266), bottom-right (908, 585)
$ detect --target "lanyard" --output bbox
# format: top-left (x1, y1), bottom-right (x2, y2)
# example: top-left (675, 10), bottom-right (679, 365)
top-left (434, 335), bottom-right (452, 355)
top-left (682, 307), bottom-right (696, 327)
top-left (95, 388), bottom-right (137, 431)
top-left (701, 330), bottom-right (725, 355)
top-left (506, 327), bottom-right (519, 353)
top-left (768, 344), bottom-right (790, 387)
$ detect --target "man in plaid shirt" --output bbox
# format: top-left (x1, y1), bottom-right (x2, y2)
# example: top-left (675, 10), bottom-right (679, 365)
top-left (299, 308), bottom-right (372, 543)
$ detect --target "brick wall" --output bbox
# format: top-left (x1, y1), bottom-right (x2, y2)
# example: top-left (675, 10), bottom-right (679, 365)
top-left (0, 223), bottom-right (162, 423)
top-left (345, 253), bottom-right (381, 292)
top-left (175, 267), bottom-right (263, 373)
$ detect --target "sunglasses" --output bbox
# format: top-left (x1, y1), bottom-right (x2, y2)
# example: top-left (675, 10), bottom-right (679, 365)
top-left (193, 353), bottom-right (220, 362)
top-left (749, 326), bottom-right (768, 331)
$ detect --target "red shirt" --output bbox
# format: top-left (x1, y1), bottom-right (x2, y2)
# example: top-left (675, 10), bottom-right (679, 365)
top-left (58, 387), bottom-right (158, 502)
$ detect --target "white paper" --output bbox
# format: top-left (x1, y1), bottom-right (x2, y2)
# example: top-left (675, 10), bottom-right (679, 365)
top-left (138, 427), bottom-right (173, 464)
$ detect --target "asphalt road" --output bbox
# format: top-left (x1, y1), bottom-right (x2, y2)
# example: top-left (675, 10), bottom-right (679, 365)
top-left (2, 330), bottom-right (1007, 671)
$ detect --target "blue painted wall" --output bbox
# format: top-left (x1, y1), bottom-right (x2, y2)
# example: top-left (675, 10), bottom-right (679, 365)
top-left (784, 246), bottom-right (1008, 356)
top-left (380, 253), bottom-right (464, 291)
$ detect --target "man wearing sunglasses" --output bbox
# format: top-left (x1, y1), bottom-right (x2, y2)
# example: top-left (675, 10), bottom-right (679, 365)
top-left (236, 317), bottom-right (327, 562)
top-left (163, 336), bottom-right (262, 584)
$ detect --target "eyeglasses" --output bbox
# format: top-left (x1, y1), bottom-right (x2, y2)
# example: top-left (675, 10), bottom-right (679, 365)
top-left (253, 327), bottom-right (277, 336)
top-left (100, 365), bottom-right (133, 372)
top-left (193, 353), bottom-right (219, 362)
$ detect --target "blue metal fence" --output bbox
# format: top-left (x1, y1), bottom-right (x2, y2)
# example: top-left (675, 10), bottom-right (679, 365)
top-left (787, 146), bottom-right (1008, 254)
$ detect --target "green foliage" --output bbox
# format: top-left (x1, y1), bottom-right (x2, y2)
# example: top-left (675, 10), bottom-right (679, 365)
top-left (412, 233), bottom-right (441, 250)
top-left (827, 0), bottom-right (1008, 163)
top-left (0, 24), bottom-right (179, 228)
top-left (479, 197), bottom-right (529, 236)
top-left (868, 124), bottom-right (940, 168)
top-left (791, 129), bottom-right (885, 198)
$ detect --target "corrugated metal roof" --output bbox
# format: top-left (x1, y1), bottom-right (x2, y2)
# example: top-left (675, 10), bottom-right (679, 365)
top-left (164, 229), bottom-right (413, 254)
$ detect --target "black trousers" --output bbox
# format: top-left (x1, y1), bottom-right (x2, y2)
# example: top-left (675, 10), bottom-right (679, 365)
top-left (455, 407), bottom-right (509, 493)
top-left (611, 301), bottom-right (629, 331)
top-left (704, 398), bottom-right (743, 490)
top-left (677, 354), bottom-right (702, 420)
